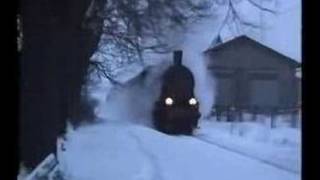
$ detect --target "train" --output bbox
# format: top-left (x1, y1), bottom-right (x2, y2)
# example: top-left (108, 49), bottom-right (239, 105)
top-left (152, 50), bottom-right (201, 135)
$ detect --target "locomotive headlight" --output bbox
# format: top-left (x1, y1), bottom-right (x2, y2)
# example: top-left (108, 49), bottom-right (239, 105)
top-left (165, 97), bottom-right (174, 106)
top-left (188, 97), bottom-right (197, 106)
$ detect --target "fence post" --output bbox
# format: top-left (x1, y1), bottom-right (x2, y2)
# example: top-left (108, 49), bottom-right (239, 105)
top-left (238, 108), bottom-right (243, 122)
top-left (298, 107), bottom-right (301, 128)
top-left (216, 106), bottom-right (221, 122)
top-left (251, 106), bottom-right (257, 122)
top-left (210, 106), bottom-right (215, 121)
top-left (228, 106), bottom-right (236, 122)
top-left (226, 106), bottom-right (231, 122)
top-left (270, 109), bottom-right (275, 128)
top-left (291, 109), bottom-right (298, 128)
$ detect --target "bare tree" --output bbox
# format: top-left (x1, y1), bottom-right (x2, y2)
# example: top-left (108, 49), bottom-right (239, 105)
top-left (85, 0), bottom-right (212, 84)
top-left (215, 0), bottom-right (278, 40)
top-left (85, 0), bottom-right (280, 84)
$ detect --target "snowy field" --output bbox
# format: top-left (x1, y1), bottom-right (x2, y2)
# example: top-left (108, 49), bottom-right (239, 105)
top-left (58, 119), bottom-right (300, 180)
top-left (197, 119), bottom-right (301, 173)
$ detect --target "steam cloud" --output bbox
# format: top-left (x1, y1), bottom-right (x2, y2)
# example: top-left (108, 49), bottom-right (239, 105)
top-left (93, 14), bottom-right (219, 124)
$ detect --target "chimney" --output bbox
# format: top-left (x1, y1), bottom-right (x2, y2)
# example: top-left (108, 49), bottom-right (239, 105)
top-left (173, 50), bottom-right (183, 66)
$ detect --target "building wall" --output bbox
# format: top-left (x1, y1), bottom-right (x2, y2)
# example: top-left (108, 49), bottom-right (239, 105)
top-left (206, 39), bottom-right (299, 111)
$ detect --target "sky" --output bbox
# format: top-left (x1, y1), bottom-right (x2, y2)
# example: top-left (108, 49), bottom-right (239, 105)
top-left (218, 0), bottom-right (301, 62)
top-left (262, 0), bottom-right (301, 62)
top-left (169, 0), bottom-right (302, 116)
top-left (88, 0), bottom-right (302, 120)
top-left (90, 0), bottom-right (302, 87)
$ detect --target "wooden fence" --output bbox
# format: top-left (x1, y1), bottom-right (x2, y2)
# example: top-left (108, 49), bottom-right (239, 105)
top-left (210, 105), bottom-right (301, 128)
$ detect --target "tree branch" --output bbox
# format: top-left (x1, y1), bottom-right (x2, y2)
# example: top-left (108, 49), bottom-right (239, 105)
top-left (247, 0), bottom-right (277, 14)
top-left (89, 61), bottom-right (122, 85)
top-left (229, 0), bottom-right (261, 29)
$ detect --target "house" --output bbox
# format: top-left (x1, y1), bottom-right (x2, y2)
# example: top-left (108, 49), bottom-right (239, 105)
top-left (204, 35), bottom-right (301, 119)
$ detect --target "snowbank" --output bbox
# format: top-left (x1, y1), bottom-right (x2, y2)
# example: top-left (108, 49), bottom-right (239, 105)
top-left (196, 120), bottom-right (301, 173)
top-left (60, 122), bottom-right (299, 180)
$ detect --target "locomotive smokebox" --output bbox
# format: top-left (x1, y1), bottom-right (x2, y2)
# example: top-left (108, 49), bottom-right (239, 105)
top-left (152, 50), bottom-right (201, 135)
top-left (173, 50), bottom-right (183, 66)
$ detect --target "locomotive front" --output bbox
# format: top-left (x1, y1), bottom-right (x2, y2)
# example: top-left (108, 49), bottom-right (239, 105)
top-left (152, 50), bottom-right (201, 135)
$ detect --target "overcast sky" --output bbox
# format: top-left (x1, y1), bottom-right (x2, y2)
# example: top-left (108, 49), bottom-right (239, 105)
top-left (262, 0), bottom-right (301, 62)
top-left (222, 0), bottom-right (301, 62)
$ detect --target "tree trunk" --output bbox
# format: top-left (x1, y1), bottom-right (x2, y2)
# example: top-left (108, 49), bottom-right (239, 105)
top-left (19, 0), bottom-right (101, 169)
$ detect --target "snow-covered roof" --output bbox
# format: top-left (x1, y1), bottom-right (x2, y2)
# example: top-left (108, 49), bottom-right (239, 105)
top-left (205, 35), bottom-right (300, 67)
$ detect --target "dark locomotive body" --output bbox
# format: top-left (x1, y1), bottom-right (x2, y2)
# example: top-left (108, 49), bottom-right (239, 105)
top-left (152, 51), bottom-right (201, 135)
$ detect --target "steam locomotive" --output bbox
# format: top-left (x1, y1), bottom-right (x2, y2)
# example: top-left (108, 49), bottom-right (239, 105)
top-left (152, 50), bottom-right (201, 135)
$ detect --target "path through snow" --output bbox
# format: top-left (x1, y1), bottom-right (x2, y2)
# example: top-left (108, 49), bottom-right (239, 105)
top-left (60, 122), bottom-right (299, 180)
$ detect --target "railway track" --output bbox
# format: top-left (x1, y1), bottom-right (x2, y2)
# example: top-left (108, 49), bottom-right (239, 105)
top-left (192, 135), bottom-right (300, 175)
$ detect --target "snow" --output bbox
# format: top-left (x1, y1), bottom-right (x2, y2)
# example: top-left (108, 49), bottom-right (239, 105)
top-left (57, 1), bottom-right (301, 180)
top-left (262, 0), bottom-right (301, 61)
top-left (218, 0), bottom-right (301, 61)
top-left (92, 62), bottom-right (170, 126)
top-left (59, 121), bottom-right (300, 180)
top-left (22, 154), bottom-right (59, 180)
top-left (18, 164), bottom-right (30, 180)
top-left (17, 1), bottom-right (301, 180)
top-left (178, 14), bottom-right (220, 118)
top-left (196, 120), bottom-right (301, 173)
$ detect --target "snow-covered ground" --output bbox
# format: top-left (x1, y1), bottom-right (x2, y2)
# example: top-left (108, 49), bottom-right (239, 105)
top-left (197, 120), bottom-right (301, 174)
top-left (18, 1), bottom-right (301, 179)
top-left (58, 120), bottom-right (300, 180)
top-left (47, 1), bottom-right (302, 179)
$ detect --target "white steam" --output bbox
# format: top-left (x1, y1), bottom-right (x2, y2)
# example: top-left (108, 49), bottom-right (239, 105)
top-left (94, 62), bottom-right (170, 126)
top-left (178, 15), bottom-right (218, 118)
top-left (92, 12), bottom-right (223, 124)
